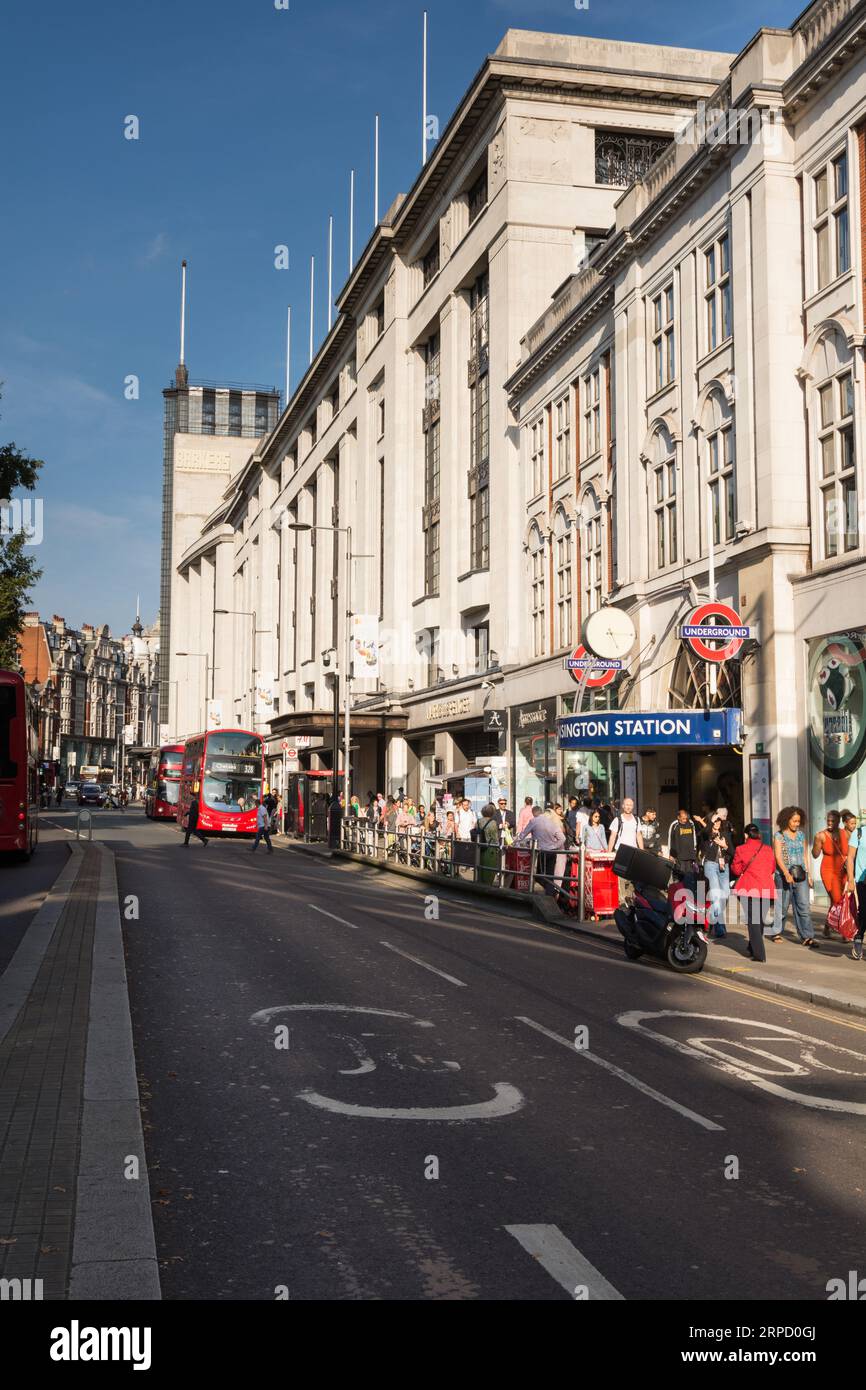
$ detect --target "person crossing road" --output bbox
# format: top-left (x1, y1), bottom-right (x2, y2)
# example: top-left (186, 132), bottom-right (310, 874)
top-left (183, 793), bottom-right (209, 848)
top-left (252, 799), bottom-right (274, 855)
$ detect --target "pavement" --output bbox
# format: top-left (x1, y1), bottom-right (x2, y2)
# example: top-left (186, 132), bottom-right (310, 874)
top-left (0, 811), bottom-right (159, 1301)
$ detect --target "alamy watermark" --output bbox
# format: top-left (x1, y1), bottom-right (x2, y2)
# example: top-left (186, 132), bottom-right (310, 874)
top-left (0, 497), bottom-right (43, 545)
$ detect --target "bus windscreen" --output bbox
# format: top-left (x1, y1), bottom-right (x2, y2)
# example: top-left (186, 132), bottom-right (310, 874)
top-left (0, 684), bottom-right (18, 780)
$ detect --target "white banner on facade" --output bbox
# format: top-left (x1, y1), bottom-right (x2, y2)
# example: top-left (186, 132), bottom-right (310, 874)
top-left (352, 615), bottom-right (380, 679)
top-left (159, 724), bottom-right (170, 744)
top-left (123, 725), bottom-right (135, 746)
top-left (207, 700), bottom-right (223, 730)
top-left (255, 676), bottom-right (275, 721)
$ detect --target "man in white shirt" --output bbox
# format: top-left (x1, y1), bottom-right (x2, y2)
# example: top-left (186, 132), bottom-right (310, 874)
top-left (456, 799), bottom-right (477, 841)
top-left (608, 798), bottom-right (644, 853)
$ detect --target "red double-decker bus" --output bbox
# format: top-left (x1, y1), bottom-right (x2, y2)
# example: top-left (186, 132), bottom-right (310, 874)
top-left (0, 670), bottom-right (39, 858)
top-left (177, 728), bottom-right (265, 837)
top-left (144, 744), bottom-right (185, 821)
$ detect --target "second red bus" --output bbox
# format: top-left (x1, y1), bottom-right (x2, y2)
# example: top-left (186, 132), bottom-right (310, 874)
top-left (0, 669), bottom-right (39, 859)
top-left (145, 743), bottom-right (185, 821)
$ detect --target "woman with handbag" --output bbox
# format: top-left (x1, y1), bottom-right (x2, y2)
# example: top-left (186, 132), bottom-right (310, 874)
top-left (812, 809), bottom-right (848, 936)
top-left (768, 806), bottom-right (818, 948)
top-left (731, 825), bottom-right (776, 961)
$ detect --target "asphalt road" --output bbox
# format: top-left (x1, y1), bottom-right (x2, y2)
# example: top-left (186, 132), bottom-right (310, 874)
top-left (110, 817), bottom-right (866, 1302)
top-left (0, 813), bottom-right (69, 975)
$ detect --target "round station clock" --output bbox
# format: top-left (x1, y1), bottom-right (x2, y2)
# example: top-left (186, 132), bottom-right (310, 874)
top-left (582, 607), bottom-right (636, 662)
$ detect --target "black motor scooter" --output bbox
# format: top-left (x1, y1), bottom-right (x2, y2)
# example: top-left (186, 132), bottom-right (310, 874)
top-left (612, 845), bottom-right (708, 975)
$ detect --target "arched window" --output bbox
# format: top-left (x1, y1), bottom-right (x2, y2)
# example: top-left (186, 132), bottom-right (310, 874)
top-left (581, 490), bottom-right (602, 616)
top-left (648, 426), bottom-right (677, 571)
top-left (699, 389), bottom-right (736, 548)
top-left (528, 524), bottom-right (546, 659)
top-left (812, 329), bottom-right (858, 558)
top-left (553, 509), bottom-right (573, 650)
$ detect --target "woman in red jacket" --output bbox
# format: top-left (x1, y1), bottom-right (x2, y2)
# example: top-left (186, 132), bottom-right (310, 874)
top-left (731, 823), bottom-right (777, 962)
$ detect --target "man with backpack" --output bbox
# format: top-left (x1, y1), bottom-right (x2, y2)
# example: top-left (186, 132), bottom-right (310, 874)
top-left (846, 818), bottom-right (866, 960)
top-left (668, 808), bottom-right (700, 889)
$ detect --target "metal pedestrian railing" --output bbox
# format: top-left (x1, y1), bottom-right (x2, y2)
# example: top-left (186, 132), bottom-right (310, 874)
top-left (339, 817), bottom-right (590, 910)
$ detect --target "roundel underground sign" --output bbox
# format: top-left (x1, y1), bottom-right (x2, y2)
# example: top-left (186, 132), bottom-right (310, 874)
top-left (681, 603), bottom-right (751, 664)
top-left (565, 645), bottom-right (620, 689)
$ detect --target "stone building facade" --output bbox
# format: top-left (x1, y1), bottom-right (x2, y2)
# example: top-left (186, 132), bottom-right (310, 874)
top-left (168, 5), bottom-right (866, 837)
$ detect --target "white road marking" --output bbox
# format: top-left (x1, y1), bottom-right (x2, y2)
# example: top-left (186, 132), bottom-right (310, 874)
top-left (506, 1224), bottom-right (624, 1301)
top-left (250, 1004), bottom-right (419, 1025)
top-left (618, 1010), bottom-right (866, 1115)
top-left (515, 1015), bottom-right (724, 1132)
top-left (308, 903), bottom-right (358, 930)
top-left (297, 1081), bottom-right (524, 1121)
top-left (380, 941), bottom-right (467, 987)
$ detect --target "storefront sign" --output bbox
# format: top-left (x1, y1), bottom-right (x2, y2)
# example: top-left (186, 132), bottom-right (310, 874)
top-left (680, 603), bottom-right (751, 663)
top-left (427, 695), bottom-right (471, 722)
top-left (483, 709), bottom-right (506, 733)
top-left (564, 645), bottom-right (622, 689)
top-left (513, 699), bottom-right (557, 731)
top-left (750, 753), bottom-right (772, 844)
top-left (558, 708), bottom-right (742, 749)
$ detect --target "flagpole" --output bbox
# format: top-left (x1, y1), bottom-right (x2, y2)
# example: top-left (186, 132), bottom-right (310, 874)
top-left (422, 11), bottom-right (428, 166)
top-left (349, 169), bottom-right (355, 273)
top-left (374, 115), bottom-right (380, 225)
top-left (328, 216), bottom-right (334, 330)
top-left (285, 306), bottom-right (291, 405)
top-left (309, 257), bottom-right (315, 364)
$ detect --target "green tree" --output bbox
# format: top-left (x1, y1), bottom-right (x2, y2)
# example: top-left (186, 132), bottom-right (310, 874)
top-left (0, 389), bottom-right (43, 668)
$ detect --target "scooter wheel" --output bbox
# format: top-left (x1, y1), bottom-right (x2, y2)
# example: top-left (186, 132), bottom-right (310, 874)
top-left (624, 942), bottom-right (643, 961)
top-left (665, 935), bottom-right (708, 974)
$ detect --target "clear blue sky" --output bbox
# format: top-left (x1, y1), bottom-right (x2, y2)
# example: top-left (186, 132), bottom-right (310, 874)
top-left (0, 0), bottom-right (793, 636)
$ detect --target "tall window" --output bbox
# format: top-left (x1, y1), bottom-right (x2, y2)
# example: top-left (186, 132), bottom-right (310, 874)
top-left (529, 528), bottom-right (545, 659)
top-left (423, 334), bottom-right (441, 595)
top-left (818, 366), bottom-right (858, 557)
top-left (583, 368), bottom-right (601, 456)
top-left (554, 511), bottom-right (573, 650)
top-left (651, 285), bottom-right (675, 391)
top-left (554, 395), bottom-right (571, 479)
top-left (469, 271), bottom-right (490, 570)
top-left (468, 171), bottom-right (488, 224)
top-left (254, 394), bottom-right (271, 435)
top-left (228, 392), bottom-right (243, 434)
top-left (375, 297), bottom-right (385, 338)
top-left (814, 150), bottom-right (850, 290)
top-left (707, 425), bottom-right (735, 545)
top-left (582, 492), bottom-right (602, 617)
top-left (472, 623), bottom-right (490, 673)
top-left (705, 234), bottom-right (731, 352)
top-left (653, 455), bottom-right (678, 570)
top-left (201, 389), bottom-right (216, 435)
top-left (423, 238), bottom-right (440, 288)
top-left (530, 417), bottom-right (546, 498)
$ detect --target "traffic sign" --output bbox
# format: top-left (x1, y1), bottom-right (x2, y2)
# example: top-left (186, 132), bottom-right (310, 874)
top-left (564, 646), bottom-right (621, 689)
top-left (680, 602), bottom-right (751, 663)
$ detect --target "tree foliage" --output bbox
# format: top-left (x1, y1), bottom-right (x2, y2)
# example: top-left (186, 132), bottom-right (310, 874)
top-left (0, 391), bottom-right (43, 669)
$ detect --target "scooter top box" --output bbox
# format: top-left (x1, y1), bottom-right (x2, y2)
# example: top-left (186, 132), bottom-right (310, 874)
top-left (612, 843), bottom-right (672, 892)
